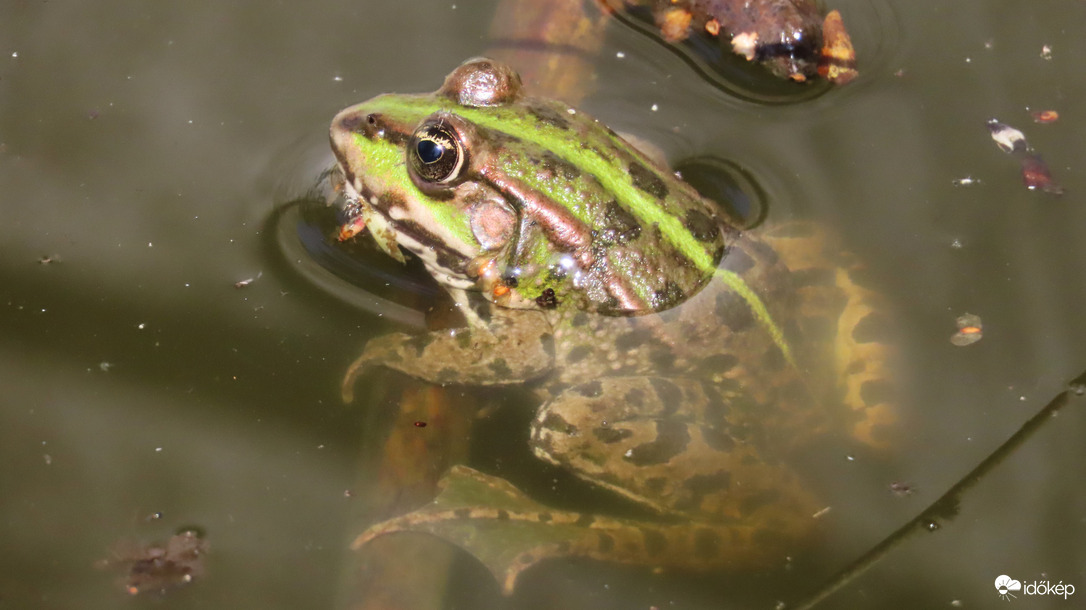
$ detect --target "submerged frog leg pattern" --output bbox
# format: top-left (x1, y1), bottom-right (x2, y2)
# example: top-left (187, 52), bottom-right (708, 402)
top-left (341, 308), bottom-right (556, 402)
top-left (352, 465), bottom-right (816, 596)
top-left (530, 376), bottom-right (820, 530)
top-left (759, 222), bottom-right (898, 448)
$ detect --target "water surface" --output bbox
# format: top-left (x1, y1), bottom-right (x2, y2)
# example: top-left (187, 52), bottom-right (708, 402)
top-left (2, 1), bottom-right (1085, 608)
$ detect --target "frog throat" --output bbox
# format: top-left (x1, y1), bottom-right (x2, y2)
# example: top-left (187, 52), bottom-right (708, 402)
top-left (346, 98), bottom-right (795, 366)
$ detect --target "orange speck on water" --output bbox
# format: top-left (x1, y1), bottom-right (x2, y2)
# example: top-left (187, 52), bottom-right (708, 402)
top-left (1030, 109), bottom-right (1059, 124)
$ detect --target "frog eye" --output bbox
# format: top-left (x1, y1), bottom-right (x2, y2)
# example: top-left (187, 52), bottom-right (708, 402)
top-left (408, 121), bottom-right (465, 185)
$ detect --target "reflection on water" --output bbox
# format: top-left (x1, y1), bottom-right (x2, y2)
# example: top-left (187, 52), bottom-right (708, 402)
top-left (2, 1), bottom-right (1085, 609)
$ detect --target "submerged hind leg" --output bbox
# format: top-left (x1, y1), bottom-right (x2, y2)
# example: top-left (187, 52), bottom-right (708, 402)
top-left (760, 222), bottom-right (898, 449)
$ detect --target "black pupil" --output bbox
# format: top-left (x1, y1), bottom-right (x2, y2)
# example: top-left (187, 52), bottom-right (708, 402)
top-left (417, 138), bottom-right (445, 164)
top-left (409, 124), bottom-right (461, 184)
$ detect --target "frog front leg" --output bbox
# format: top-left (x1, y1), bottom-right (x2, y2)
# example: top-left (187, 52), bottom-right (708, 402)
top-left (342, 306), bottom-right (557, 402)
top-left (530, 376), bottom-right (820, 554)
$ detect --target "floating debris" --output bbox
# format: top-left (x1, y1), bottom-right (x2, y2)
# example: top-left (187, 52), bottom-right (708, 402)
top-left (615, 0), bottom-right (852, 83)
top-left (889, 481), bottom-right (915, 497)
top-left (233, 271), bottom-right (262, 288)
top-left (951, 176), bottom-right (981, 187)
top-left (817, 10), bottom-right (858, 85)
top-left (1040, 44), bottom-right (1053, 60)
top-left (1030, 109), bottom-right (1059, 124)
top-left (950, 313), bottom-right (983, 346)
top-left (99, 530), bottom-right (209, 596)
top-left (986, 119), bottom-right (1063, 195)
top-left (1019, 155), bottom-right (1062, 194)
top-left (986, 119), bottom-right (1026, 153)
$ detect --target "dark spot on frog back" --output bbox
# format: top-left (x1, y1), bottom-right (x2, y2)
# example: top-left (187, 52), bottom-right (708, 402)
top-left (683, 209), bottom-right (720, 243)
top-left (540, 412), bottom-right (577, 435)
top-left (698, 407), bottom-right (738, 448)
top-left (593, 426), bottom-right (633, 444)
top-left (615, 327), bottom-right (654, 352)
top-left (597, 201), bottom-right (642, 245)
top-left (650, 281), bottom-right (686, 311)
top-left (685, 471), bottom-right (732, 496)
top-left (537, 151), bottom-right (580, 181)
top-left (566, 345), bottom-right (591, 364)
top-left (741, 235), bottom-right (781, 266)
top-left (576, 380), bottom-right (603, 398)
top-left (583, 142), bottom-right (616, 165)
top-left (721, 243), bottom-right (757, 275)
top-left (696, 353), bottom-right (738, 376)
top-left (624, 419), bottom-right (689, 465)
top-left (649, 347), bottom-right (677, 375)
top-left (714, 290), bottom-right (754, 333)
top-left (527, 103), bottom-right (571, 131)
top-left (488, 358), bottom-right (513, 378)
top-left (852, 312), bottom-right (892, 343)
top-left (628, 161), bottom-right (669, 200)
top-left (404, 334), bottom-right (432, 357)
top-left (539, 333), bottom-right (556, 359)
top-left (648, 377), bottom-right (682, 408)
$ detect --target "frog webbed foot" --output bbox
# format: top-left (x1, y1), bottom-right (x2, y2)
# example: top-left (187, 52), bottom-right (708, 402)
top-left (341, 309), bottom-right (557, 402)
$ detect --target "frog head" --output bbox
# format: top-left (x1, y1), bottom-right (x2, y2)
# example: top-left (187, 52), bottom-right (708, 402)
top-left (330, 58), bottom-right (727, 315)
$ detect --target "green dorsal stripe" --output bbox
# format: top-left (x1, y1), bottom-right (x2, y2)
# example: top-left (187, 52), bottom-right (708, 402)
top-left (715, 269), bottom-right (793, 365)
top-left (359, 96), bottom-right (794, 365)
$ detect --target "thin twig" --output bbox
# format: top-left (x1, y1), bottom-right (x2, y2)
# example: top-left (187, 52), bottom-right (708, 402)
top-left (787, 369), bottom-right (1086, 610)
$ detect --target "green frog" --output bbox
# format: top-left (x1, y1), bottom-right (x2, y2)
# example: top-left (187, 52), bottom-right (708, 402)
top-left (332, 58), bottom-right (895, 589)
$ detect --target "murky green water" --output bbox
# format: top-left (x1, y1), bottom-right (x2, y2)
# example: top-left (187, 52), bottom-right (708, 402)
top-left (2, 1), bottom-right (1084, 609)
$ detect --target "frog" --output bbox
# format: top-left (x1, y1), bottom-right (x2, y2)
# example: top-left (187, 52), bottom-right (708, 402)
top-left (331, 57), bottom-right (895, 588)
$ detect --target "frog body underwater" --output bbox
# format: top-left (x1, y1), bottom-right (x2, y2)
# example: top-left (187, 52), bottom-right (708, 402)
top-left (332, 58), bottom-right (895, 585)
